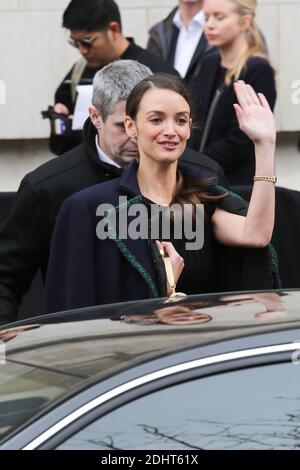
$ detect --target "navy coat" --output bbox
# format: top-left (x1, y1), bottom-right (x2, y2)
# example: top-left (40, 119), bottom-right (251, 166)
top-left (45, 160), bottom-right (277, 314)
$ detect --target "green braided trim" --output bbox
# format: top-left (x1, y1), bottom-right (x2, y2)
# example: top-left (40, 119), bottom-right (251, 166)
top-left (268, 243), bottom-right (279, 274)
top-left (198, 182), bottom-right (244, 201)
top-left (109, 194), bottom-right (143, 214)
top-left (215, 184), bottom-right (243, 200)
top-left (103, 195), bottom-right (159, 298)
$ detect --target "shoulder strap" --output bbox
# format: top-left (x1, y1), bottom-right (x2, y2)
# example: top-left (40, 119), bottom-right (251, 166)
top-left (199, 86), bottom-right (224, 152)
top-left (160, 249), bottom-right (187, 301)
top-left (71, 57), bottom-right (87, 104)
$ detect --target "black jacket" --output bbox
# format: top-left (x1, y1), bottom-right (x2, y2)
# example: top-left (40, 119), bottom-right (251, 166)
top-left (45, 160), bottom-right (275, 314)
top-left (147, 7), bottom-right (214, 86)
top-left (190, 54), bottom-right (277, 185)
top-left (51, 38), bottom-right (178, 156)
top-left (0, 119), bottom-right (227, 325)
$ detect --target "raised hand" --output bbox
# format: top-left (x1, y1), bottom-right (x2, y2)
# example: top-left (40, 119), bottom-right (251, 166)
top-left (233, 80), bottom-right (276, 146)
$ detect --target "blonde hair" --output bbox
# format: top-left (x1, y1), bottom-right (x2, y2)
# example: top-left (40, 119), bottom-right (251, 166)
top-left (225, 0), bottom-right (270, 85)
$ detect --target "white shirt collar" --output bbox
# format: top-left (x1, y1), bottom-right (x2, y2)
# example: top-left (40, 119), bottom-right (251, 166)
top-left (173, 8), bottom-right (205, 31)
top-left (95, 135), bottom-right (121, 168)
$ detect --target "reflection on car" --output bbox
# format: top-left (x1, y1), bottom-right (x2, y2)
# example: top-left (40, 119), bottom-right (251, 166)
top-left (0, 290), bottom-right (300, 450)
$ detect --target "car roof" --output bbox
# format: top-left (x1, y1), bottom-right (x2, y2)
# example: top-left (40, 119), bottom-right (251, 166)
top-left (2, 289), bottom-right (300, 446)
top-left (2, 290), bottom-right (300, 383)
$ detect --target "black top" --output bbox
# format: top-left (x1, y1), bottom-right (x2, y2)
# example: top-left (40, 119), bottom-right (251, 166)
top-left (190, 54), bottom-right (277, 185)
top-left (146, 201), bottom-right (217, 296)
top-left (172, 211), bottom-right (217, 295)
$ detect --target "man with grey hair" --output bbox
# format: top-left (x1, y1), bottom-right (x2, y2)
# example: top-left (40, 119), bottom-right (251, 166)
top-left (0, 59), bottom-right (227, 325)
top-left (88, 60), bottom-right (151, 168)
top-left (0, 60), bottom-right (151, 325)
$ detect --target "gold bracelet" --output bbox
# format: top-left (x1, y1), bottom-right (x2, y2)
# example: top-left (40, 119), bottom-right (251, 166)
top-left (253, 176), bottom-right (277, 184)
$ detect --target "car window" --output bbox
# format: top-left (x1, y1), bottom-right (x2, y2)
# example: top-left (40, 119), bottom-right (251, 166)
top-left (0, 361), bottom-right (82, 442)
top-left (58, 361), bottom-right (300, 450)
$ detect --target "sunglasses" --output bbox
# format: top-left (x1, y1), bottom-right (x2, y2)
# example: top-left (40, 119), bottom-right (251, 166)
top-left (68, 32), bottom-right (101, 49)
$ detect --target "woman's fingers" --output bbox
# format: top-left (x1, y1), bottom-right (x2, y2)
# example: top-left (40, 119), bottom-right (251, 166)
top-left (156, 240), bottom-right (183, 263)
top-left (233, 103), bottom-right (244, 123)
top-left (232, 81), bottom-right (275, 144)
top-left (155, 240), bottom-right (164, 256)
top-left (161, 241), bottom-right (184, 264)
top-left (258, 92), bottom-right (272, 111)
top-left (246, 84), bottom-right (261, 105)
top-left (234, 80), bottom-right (262, 108)
top-left (234, 81), bottom-right (251, 108)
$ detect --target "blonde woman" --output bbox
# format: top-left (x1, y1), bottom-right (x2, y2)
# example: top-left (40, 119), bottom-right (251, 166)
top-left (191, 0), bottom-right (276, 185)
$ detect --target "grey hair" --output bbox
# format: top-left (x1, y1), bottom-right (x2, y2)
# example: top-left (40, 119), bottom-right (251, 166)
top-left (92, 60), bottom-right (152, 121)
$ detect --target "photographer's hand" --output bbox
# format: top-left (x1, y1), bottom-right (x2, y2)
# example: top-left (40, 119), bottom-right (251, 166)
top-left (53, 103), bottom-right (70, 116)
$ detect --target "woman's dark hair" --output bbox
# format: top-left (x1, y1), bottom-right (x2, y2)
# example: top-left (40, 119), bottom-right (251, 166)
top-left (63, 0), bottom-right (121, 32)
top-left (126, 74), bottom-right (226, 213)
top-left (126, 73), bottom-right (192, 120)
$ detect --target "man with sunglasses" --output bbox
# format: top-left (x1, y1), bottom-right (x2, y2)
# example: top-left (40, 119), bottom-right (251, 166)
top-left (50, 0), bottom-right (177, 156)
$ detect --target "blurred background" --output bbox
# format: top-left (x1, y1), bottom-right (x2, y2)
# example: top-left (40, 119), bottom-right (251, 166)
top-left (0, 0), bottom-right (300, 191)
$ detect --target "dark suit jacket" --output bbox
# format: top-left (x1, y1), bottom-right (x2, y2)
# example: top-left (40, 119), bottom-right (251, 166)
top-left (190, 54), bottom-right (277, 185)
top-left (147, 7), bottom-right (215, 86)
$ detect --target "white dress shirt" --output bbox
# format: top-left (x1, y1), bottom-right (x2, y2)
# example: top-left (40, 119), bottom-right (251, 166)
top-left (95, 135), bottom-right (121, 168)
top-left (173, 9), bottom-right (205, 78)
